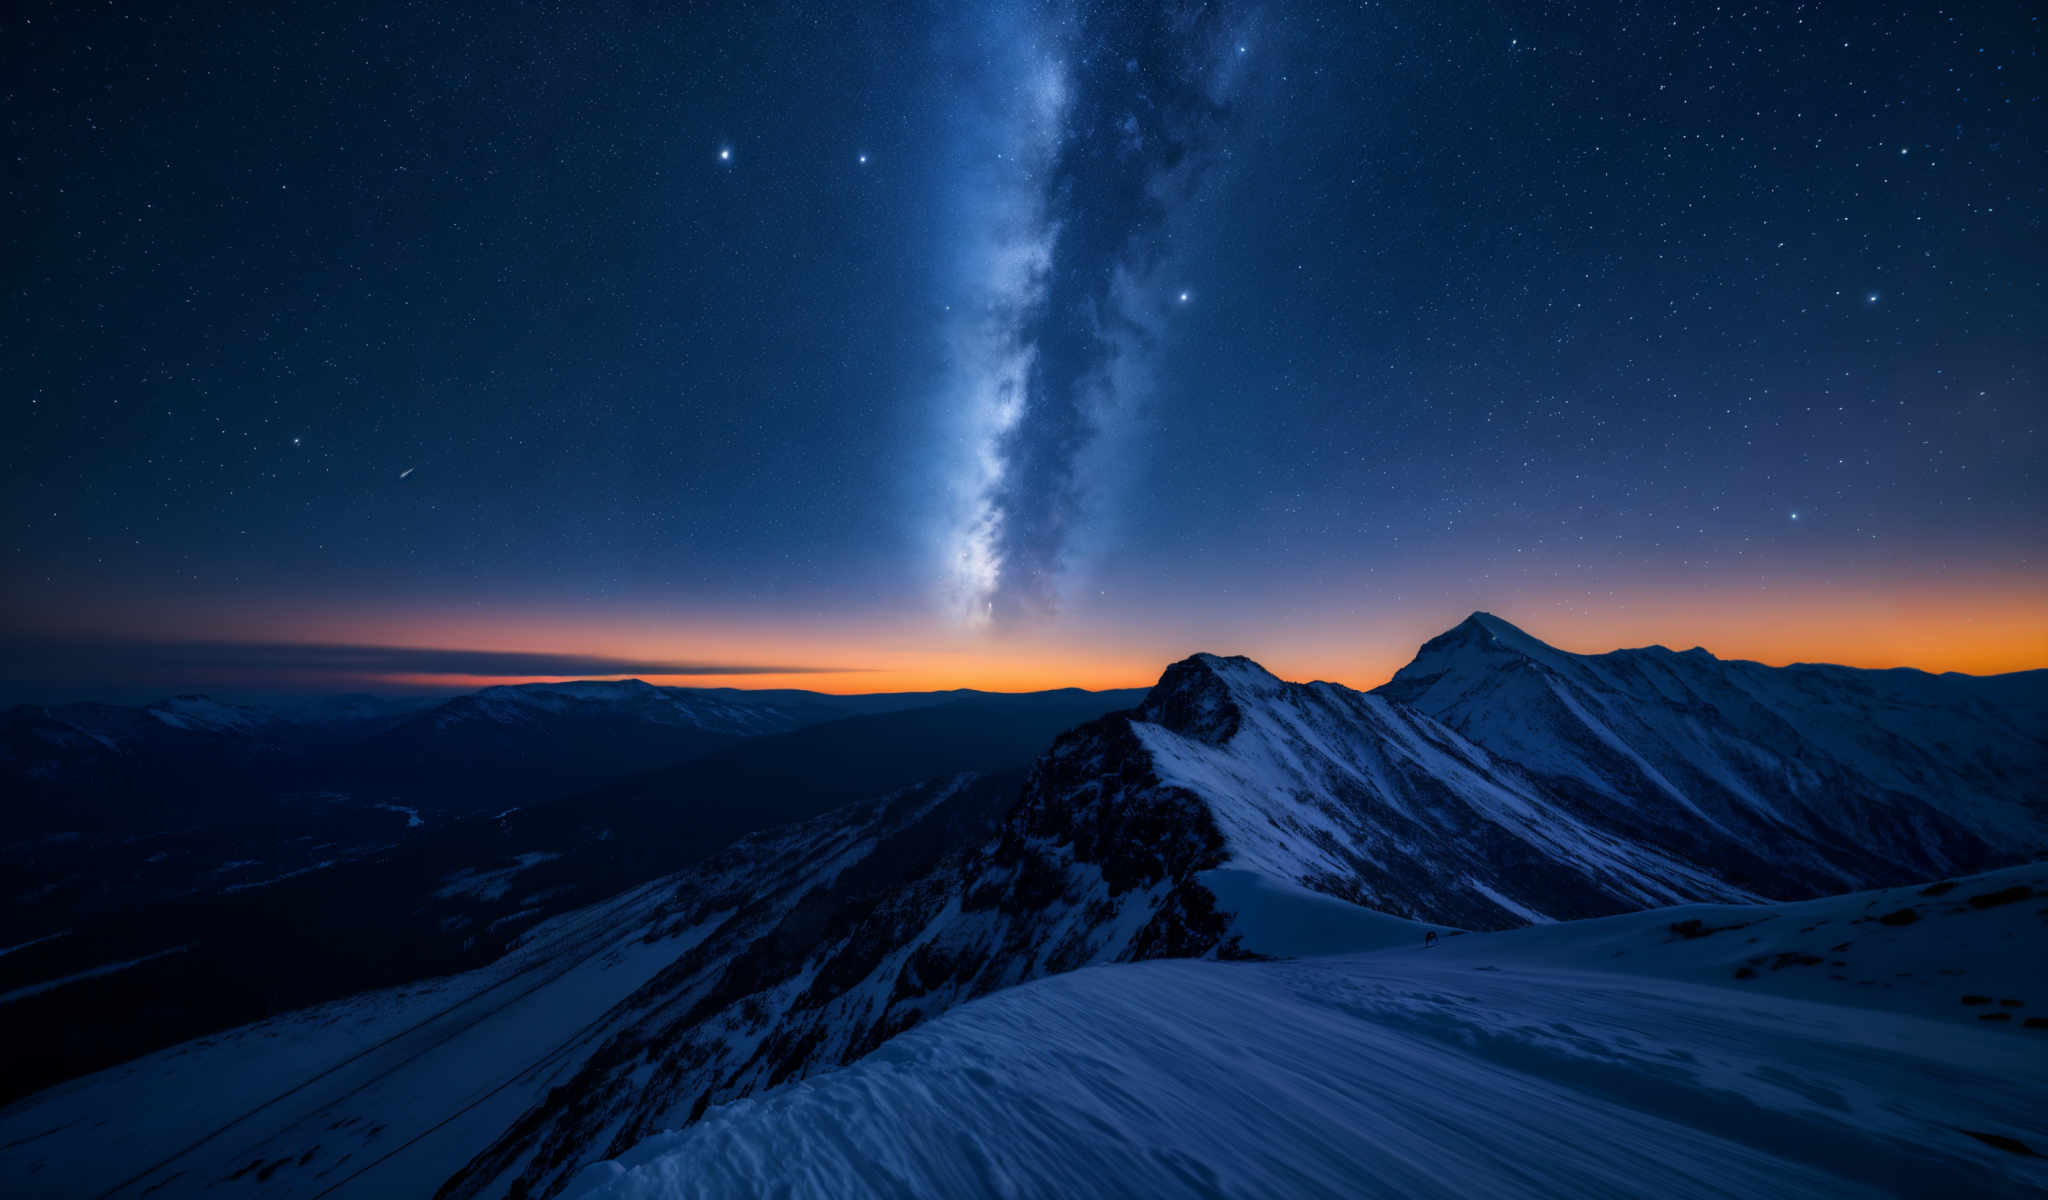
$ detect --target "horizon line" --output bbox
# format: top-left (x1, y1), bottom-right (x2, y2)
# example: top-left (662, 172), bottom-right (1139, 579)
top-left (4, 615), bottom-right (2044, 707)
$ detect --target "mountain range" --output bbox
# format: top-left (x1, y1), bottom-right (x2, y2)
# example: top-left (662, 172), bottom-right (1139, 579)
top-left (0, 678), bottom-right (1129, 937)
top-left (0, 614), bottom-right (2042, 1197)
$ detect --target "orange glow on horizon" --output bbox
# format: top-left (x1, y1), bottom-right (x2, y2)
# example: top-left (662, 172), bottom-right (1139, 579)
top-left (362, 581), bottom-right (2046, 695)
top-left (11, 565), bottom-right (2043, 696)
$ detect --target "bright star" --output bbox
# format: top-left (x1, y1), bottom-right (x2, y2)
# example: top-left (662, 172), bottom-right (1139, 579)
top-left (718, 147), bottom-right (732, 163)
top-left (1865, 292), bottom-right (1879, 304)
top-left (858, 153), bottom-right (868, 165)
top-left (1177, 290), bottom-right (1190, 303)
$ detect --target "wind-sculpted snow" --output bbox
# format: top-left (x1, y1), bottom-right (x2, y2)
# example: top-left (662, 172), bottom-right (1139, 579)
top-left (568, 867), bottom-right (2048, 1200)
top-left (1379, 613), bottom-right (2047, 888)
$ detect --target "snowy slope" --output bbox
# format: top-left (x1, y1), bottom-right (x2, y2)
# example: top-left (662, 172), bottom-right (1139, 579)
top-left (1379, 613), bottom-right (2047, 887)
top-left (1431, 862), bottom-right (2048, 1029)
top-left (1132, 653), bottom-right (1750, 927)
top-left (0, 881), bottom-right (704, 1199)
top-left (0, 775), bottom-right (1019, 1198)
top-left (571, 865), bottom-right (2048, 1200)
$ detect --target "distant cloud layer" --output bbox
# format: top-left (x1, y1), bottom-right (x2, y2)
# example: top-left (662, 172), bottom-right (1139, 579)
top-left (0, 637), bottom-right (852, 698)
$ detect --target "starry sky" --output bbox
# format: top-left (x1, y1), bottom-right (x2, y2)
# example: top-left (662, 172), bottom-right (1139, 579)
top-left (4, 0), bottom-right (2043, 698)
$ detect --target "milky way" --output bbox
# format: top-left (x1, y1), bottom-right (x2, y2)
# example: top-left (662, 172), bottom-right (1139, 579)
top-left (941, 2), bottom-right (1248, 627)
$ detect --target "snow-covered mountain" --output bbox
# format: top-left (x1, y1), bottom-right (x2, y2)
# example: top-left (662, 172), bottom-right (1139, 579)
top-left (353, 680), bottom-right (929, 787)
top-left (1378, 613), bottom-right (2047, 891)
top-left (3, 618), bottom-right (2040, 1197)
top-left (1124, 652), bottom-right (1749, 926)
top-left (432, 641), bottom-right (2045, 1196)
top-left (390, 678), bottom-right (882, 741)
top-left (0, 679), bottom-right (950, 830)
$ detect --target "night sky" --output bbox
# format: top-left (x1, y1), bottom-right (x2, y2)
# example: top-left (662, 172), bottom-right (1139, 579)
top-left (5, 1), bottom-right (2043, 697)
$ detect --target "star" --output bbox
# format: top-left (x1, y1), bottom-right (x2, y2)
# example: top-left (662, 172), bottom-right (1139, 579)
top-left (858, 153), bottom-right (868, 165)
top-left (718, 147), bottom-right (732, 163)
top-left (1865, 292), bottom-right (1879, 304)
top-left (1177, 290), bottom-right (1190, 303)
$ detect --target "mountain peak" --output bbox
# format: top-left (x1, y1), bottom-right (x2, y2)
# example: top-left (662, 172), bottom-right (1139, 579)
top-left (1374, 613), bottom-right (1560, 709)
top-left (1450, 611), bottom-right (1548, 652)
top-left (1186, 652), bottom-right (1285, 690)
top-left (1419, 612), bottom-right (1563, 665)
top-left (1134, 653), bottom-right (1282, 745)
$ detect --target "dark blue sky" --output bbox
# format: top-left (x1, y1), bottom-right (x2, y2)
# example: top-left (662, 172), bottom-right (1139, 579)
top-left (5, 1), bottom-right (2042, 695)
